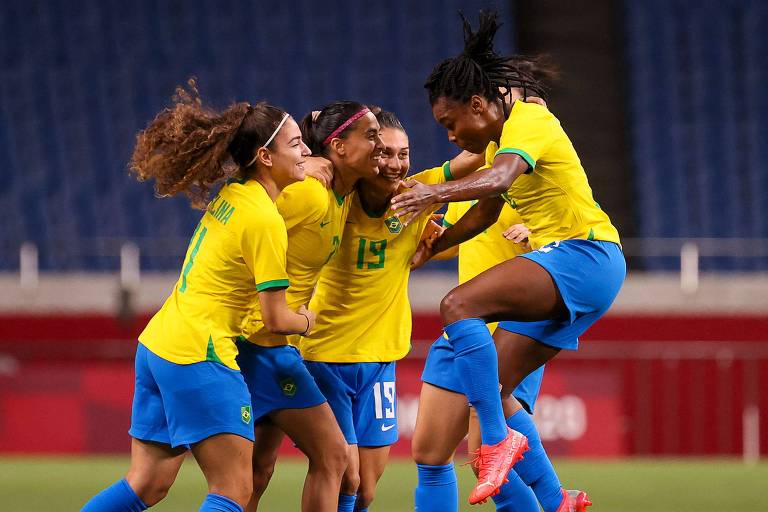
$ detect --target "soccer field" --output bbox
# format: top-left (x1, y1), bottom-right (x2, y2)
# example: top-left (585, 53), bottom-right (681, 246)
top-left (1, 457), bottom-right (765, 511)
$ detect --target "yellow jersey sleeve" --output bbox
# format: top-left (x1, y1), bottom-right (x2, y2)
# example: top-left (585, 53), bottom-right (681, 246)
top-left (495, 101), bottom-right (556, 172)
top-left (240, 207), bottom-right (290, 292)
top-left (276, 178), bottom-right (327, 231)
top-left (490, 101), bottom-right (621, 248)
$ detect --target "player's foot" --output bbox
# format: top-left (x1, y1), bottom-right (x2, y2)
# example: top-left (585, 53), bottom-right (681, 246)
top-left (556, 488), bottom-right (593, 512)
top-left (468, 427), bottom-right (529, 505)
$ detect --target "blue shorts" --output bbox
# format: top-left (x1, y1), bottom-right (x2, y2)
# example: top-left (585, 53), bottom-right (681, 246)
top-left (236, 342), bottom-right (327, 423)
top-left (129, 343), bottom-right (254, 448)
top-left (304, 361), bottom-right (398, 447)
top-left (500, 239), bottom-right (626, 351)
top-left (421, 335), bottom-right (544, 413)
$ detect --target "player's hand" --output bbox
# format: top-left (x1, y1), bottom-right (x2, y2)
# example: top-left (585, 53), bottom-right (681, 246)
top-left (410, 239), bottom-right (435, 270)
top-left (298, 304), bottom-right (316, 336)
top-left (391, 180), bottom-right (439, 226)
top-left (420, 214), bottom-right (445, 243)
top-left (302, 157), bottom-right (334, 188)
top-left (503, 223), bottom-right (531, 250)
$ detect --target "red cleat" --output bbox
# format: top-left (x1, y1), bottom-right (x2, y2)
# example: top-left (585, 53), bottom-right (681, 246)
top-left (467, 428), bottom-right (529, 505)
top-left (556, 488), bottom-right (593, 512)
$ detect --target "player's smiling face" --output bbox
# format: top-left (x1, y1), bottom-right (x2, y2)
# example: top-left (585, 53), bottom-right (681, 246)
top-left (268, 117), bottom-right (310, 185)
top-left (432, 95), bottom-right (499, 154)
top-left (333, 112), bottom-right (384, 179)
top-left (377, 127), bottom-right (410, 182)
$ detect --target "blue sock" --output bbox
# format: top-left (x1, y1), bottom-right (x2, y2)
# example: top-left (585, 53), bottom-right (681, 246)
top-left (507, 410), bottom-right (563, 512)
top-left (81, 479), bottom-right (147, 512)
top-left (414, 463), bottom-right (458, 512)
top-left (199, 493), bottom-right (243, 512)
top-left (338, 493), bottom-right (356, 512)
top-left (445, 318), bottom-right (507, 445)
top-left (492, 470), bottom-right (539, 511)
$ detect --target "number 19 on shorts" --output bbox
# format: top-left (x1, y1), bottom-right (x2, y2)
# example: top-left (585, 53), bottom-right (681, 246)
top-left (373, 381), bottom-right (395, 419)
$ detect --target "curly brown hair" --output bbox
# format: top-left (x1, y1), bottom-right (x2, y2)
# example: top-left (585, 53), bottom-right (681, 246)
top-left (130, 78), bottom-right (286, 209)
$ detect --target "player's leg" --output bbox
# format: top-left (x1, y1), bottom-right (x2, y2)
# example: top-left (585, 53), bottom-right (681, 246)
top-left (81, 438), bottom-right (186, 511)
top-left (81, 344), bottom-right (187, 511)
top-left (440, 256), bottom-right (565, 503)
top-left (303, 361), bottom-right (362, 511)
top-left (340, 445), bottom-right (361, 512)
top-left (440, 256), bottom-right (565, 445)
top-left (247, 420), bottom-right (285, 511)
top-left (347, 361), bottom-right (398, 511)
top-left (412, 383), bottom-right (470, 512)
top-left (270, 404), bottom-right (349, 512)
top-left (238, 343), bottom-right (344, 511)
top-left (489, 240), bottom-right (625, 512)
top-left (468, 407), bottom-right (539, 512)
top-left (355, 446), bottom-right (389, 511)
top-left (192, 433), bottom-right (254, 510)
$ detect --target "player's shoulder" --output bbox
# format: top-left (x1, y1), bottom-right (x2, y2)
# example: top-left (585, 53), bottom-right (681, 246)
top-left (410, 162), bottom-right (450, 185)
top-left (279, 177), bottom-right (328, 211)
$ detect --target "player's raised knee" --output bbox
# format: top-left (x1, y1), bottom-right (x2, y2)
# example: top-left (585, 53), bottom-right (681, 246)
top-left (440, 289), bottom-right (470, 324)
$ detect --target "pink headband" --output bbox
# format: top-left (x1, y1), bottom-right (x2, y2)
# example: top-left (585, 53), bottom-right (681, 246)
top-left (322, 108), bottom-right (371, 146)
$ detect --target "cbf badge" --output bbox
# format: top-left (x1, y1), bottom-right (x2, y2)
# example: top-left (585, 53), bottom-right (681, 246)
top-left (280, 377), bottom-right (297, 397)
top-left (384, 215), bottom-right (402, 234)
top-left (241, 405), bottom-right (252, 424)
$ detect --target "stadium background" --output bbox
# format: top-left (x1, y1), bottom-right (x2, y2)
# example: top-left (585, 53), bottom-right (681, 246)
top-left (1, 0), bottom-right (766, 510)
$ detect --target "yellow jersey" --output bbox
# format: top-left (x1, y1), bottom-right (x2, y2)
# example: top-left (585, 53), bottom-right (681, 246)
top-left (241, 177), bottom-right (351, 347)
top-left (303, 165), bottom-right (450, 362)
top-left (490, 100), bottom-right (620, 249)
top-left (139, 180), bottom-right (289, 370)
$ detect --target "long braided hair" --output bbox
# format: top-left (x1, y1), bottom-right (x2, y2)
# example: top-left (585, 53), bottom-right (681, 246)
top-left (424, 11), bottom-right (557, 117)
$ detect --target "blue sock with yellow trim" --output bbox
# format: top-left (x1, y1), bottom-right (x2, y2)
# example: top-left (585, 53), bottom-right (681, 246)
top-left (414, 463), bottom-right (458, 512)
top-left (445, 318), bottom-right (508, 445)
top-left (199, 493), bottom-right (243, 512)
top-left (507, 409), bottom-right (563, 512)
top-left (338, 493), bottom-right (356, 512)
top-left (80, 479), bottom-right (147, 511)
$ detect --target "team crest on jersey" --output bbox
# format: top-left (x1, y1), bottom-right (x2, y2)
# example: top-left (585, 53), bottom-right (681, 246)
top-left (384, 215), bottom-right (402, 234)
top-left (280, 377), bottom-right (297, 397)
top-left (241, 405), bottom-right (252, 424)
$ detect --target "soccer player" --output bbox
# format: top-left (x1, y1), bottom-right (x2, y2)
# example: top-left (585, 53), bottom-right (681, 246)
top-left (238, 101), bottom-right (383, 512)
top-left (81, 81), bottom-right (315, 512)
top-left (391, 11), bottom-right (625, 507)
top-left (301, 108), bottom-right (484, 512)
top-left (418, 198), bottom-right (590, 511)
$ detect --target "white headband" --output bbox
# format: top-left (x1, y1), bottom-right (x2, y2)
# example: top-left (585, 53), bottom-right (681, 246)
top-left (246, 113), bottom-right (290, 167)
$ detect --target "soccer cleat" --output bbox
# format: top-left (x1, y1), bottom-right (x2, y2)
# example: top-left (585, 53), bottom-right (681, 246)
top-left (556, 488), bottom-right (593, 512)
top-left (467, 427), bottom-right (529, 505)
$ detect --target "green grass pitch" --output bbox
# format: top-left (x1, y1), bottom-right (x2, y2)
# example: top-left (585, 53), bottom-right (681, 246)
top-left (1, 456), bottom-right (765, 511)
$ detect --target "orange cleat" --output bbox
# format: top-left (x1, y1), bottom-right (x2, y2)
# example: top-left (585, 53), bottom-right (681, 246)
top-left (556, 488), bottom-right (593, 512)
top-left (467, 428), bottom-right (529, 505)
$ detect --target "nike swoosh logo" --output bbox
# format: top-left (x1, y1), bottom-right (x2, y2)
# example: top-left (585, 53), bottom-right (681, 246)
top-left (381, 423), bottom-right (396, 432)
top-left (320, 220), bottom-right (331, 227)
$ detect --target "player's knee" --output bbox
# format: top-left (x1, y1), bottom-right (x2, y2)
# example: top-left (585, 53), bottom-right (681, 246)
top-left (356, 482), bottom-right (376, 509)
top-left (440, 290), bottom-right (469, 324)
top-left (209, 475), bottom-right (252, 509)
top-left (126, 471), bottom-right (174, 506)
top-left (311, 439), bottom-right (348, 476)
top-left (411, 438), bottom-right (452, 466)
top-left (340, 469), bottom-right (361, 495)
